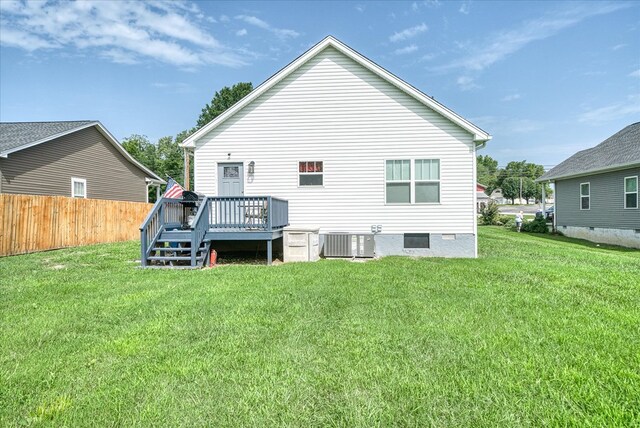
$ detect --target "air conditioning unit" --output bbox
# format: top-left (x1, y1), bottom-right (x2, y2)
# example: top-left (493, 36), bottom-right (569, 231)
top-left (324, 233), bottom-right (375, 258)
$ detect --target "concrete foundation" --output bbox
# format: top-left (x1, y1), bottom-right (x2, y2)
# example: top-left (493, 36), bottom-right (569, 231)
top-left (559, 226), bottom-right (640, 249)
top-left (319, 233), bottom-right (476, 258)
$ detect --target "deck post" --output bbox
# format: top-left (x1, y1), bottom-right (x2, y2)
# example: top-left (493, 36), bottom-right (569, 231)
top-left (141, 229), bottom-right (148, 267)
top-left (267, 240), bottom-right (272, 266)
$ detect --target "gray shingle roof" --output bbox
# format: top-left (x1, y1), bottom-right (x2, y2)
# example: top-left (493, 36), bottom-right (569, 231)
top-left (538, 122), bottom-right (640, 181)
top-left (0, 121), bottom-right (96, 153)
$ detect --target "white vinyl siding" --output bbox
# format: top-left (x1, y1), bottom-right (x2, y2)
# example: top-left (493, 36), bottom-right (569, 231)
top-left (194, 47), bottom-right (476, 234)
top-left (624, 176), bottom-right (638, 209)
top-left (71, 177), bottom-right (86, 198)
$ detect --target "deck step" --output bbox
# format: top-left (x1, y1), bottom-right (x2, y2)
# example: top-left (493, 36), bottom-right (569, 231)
top-left (152, 246), bottom-right (207, 252)
top-left (148, 255), bottom-right (205, 262)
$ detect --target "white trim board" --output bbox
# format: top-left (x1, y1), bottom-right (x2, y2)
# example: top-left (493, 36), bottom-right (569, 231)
top-left (182, 35), bottom-right (491, 148)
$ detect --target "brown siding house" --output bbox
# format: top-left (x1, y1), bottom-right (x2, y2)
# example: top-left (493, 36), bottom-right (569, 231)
top-left (0, 121), bottom-right (164, 202)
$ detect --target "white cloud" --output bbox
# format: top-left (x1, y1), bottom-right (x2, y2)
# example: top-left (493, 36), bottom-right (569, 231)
top-left (219, 15), bottom-right (230, 22)
top-left (235, 15), bottom-right (299, 39)
top-left (578, 95), bottom-right (640, 124)
top-left (394, 44), bottom-right (418, 55)
top-left (629, 69), bottom-right (640, 78)
top-left (236, 28), bottom-right (247, 37)
top-left (0, 1), bottom-right (250, 68)
top-left (502, 93), bottom-right (521, 102)
top-left (611, 43), bottom-right (627, 50)
top-left (355, 4), bottom-right (365, 12)
top-left (389, 23), bottom-right (428, 43)
top-left (456, 75), bottom-right (480, 90)
top-left (459, 2), bottom-right (471, 15)
top-left (440, 2), bottom-right (630, 72)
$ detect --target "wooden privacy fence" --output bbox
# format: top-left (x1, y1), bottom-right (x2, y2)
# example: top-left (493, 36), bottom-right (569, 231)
top-left (0, 194), bottom-right (152, 257)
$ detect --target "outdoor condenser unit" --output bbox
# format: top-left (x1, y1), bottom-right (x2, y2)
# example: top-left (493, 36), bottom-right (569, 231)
top-left (324, 233), bottom-right (375, 258)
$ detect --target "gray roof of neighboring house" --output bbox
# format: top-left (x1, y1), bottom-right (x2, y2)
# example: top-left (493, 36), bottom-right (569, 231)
top-left (0, 120), bottom-right (164, 183)
top-left (538, 122), bottom-right (640, 181)
top-left (0, 121), bottom-right (96, 153)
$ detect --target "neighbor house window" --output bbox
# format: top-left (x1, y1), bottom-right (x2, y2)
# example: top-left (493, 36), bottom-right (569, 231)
top-left (415, 159), bottom-right (440, 203)
top-left (299, 161), bottom-right (323, 186)
top-left (72, 177), bottom-right (86, 198)
top-left (386, 160), bottom-right (411, 203)
top-left (625, 176), bottom-right (638, 209)
top-left (580, 182), bottom-right (590, 210)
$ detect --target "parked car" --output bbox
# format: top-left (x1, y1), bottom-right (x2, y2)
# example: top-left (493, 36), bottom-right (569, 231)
top-left (545, 206), bottom-right (554, 222)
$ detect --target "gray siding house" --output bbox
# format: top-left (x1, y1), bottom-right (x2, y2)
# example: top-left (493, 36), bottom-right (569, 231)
top-left (537, 122), bottom-right (640, 248)
top-left (0, 121), bottom-right (164, 202)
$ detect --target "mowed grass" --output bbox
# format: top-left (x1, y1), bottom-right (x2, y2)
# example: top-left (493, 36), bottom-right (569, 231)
top-left (1, 228), bottom-right (639, 427)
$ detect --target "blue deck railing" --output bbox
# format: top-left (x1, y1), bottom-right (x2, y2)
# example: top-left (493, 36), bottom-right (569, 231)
top-left (206, 196), bottom-right (289, 231)
top-left (140, 195), bottom-right (289, 267)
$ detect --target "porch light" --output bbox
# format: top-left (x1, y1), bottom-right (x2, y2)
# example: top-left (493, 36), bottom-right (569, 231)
top-left (248, 161), bottom-right (255, 175)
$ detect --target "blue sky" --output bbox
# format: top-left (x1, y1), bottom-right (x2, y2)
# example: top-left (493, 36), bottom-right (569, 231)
top-left (1, 0), bottom-right (638, 168)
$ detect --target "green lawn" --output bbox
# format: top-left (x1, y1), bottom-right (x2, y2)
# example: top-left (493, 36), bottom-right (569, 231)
top-left (1, 228), bottom-right (639, 426)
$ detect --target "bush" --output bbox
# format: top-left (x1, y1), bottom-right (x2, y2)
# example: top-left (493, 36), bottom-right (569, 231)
top-left (522, 216), bottom-right (549, 233)
top-left (480, 200), bottom-right (500, 225)
top-left (501, 216), bottom-right (516, 229)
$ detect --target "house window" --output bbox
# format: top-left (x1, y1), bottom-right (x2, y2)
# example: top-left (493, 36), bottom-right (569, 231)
top-left (71, 177), bottom-right (86, 198)
top-left (223, 166), bottom-right (239, 178)
top-left (580, 182), bottom-right (590, 210)
top-left (386, 160), bottom-right (411, 203)
top-left (299, 161), bottom-right (323, 186)
top-left (386, 159), bottom-right (440, 204)
top-left (415, 159), bottom-right (440, 203)
top-left (625, 176), bottom-right (638, 209)
top-left (404, 233), bottom-right (430, 249)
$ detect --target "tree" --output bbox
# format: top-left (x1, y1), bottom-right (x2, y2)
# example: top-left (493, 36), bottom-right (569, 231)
top-left (121, 134), bottom-right (158, 173)
top-left (196, 82), bottom-right (253, 129)
top-left (477, 154), bottom-right (499, 194)
top-left (521, 177), bottom-right (537, 204)
top-left (501, 177), bottom-right (520, 204)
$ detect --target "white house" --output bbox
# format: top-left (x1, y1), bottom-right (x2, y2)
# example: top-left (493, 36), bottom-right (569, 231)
top-left (182, 36), bottom-right (491, 258)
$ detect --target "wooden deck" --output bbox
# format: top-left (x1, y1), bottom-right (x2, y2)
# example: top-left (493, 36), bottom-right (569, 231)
top-left (140, 196), bottom-right (289, 267)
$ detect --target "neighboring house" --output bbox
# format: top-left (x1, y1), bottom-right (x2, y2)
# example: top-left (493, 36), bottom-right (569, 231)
top-left (537, 122), bottom-right (640, 248)
top-left (476, 183), bottom-right (490, 212)
top-left (182, 36), bottom-right (491, 258)
top-left (490, 188), bottom-right (505, 205)
top-left (0, 121), bottom-right (164, 202)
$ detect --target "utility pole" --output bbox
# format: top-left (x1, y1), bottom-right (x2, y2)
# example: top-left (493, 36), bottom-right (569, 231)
top-left (519, 177), bottom-right (523, 204)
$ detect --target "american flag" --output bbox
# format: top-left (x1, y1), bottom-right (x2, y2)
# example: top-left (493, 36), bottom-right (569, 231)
top-left (164, 178), bottom-right (184, 199)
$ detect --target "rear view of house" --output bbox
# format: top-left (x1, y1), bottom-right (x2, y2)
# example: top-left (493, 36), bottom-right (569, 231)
top-left (178, 36), bottom-right (490, 260)
top-left (0, 121), bottom-right (164, 202)
top-left (537, 122), bottom-right (640, 248)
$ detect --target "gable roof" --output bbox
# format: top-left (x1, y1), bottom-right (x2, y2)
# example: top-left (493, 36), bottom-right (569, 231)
top-left (0, 121), bottom-right (165, 184)
top-left (537, 122), bottom-right (640, 182)
top-left (183, 35), bottom-right (491, 148)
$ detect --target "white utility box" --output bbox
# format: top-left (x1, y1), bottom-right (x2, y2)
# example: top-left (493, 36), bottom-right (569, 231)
top-left (283, 226), bottom-right (320, 262)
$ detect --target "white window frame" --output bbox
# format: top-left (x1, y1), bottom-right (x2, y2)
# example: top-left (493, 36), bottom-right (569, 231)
top-left (624, 176), bottom-right (638, 209)
top-left (298, 161), bottom-right (324, 187)
top-left (71, 177), bottom-right (87, 199)
top-left (414, 159), bottom-right (440, 204)
top-left (385, 159), bottom-right (412, 204)
top-left (384, 159), bottom-right (441, 205)
top-left (580, 182), bottom-right (590, 210)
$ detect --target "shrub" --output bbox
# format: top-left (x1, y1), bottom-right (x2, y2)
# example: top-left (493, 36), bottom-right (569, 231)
top-left (480, 200), bottom-right (500, 225)
top-left (522, 216), bottom-right (549, 233)
top-left (501, 216), bottom-right (516, 229)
